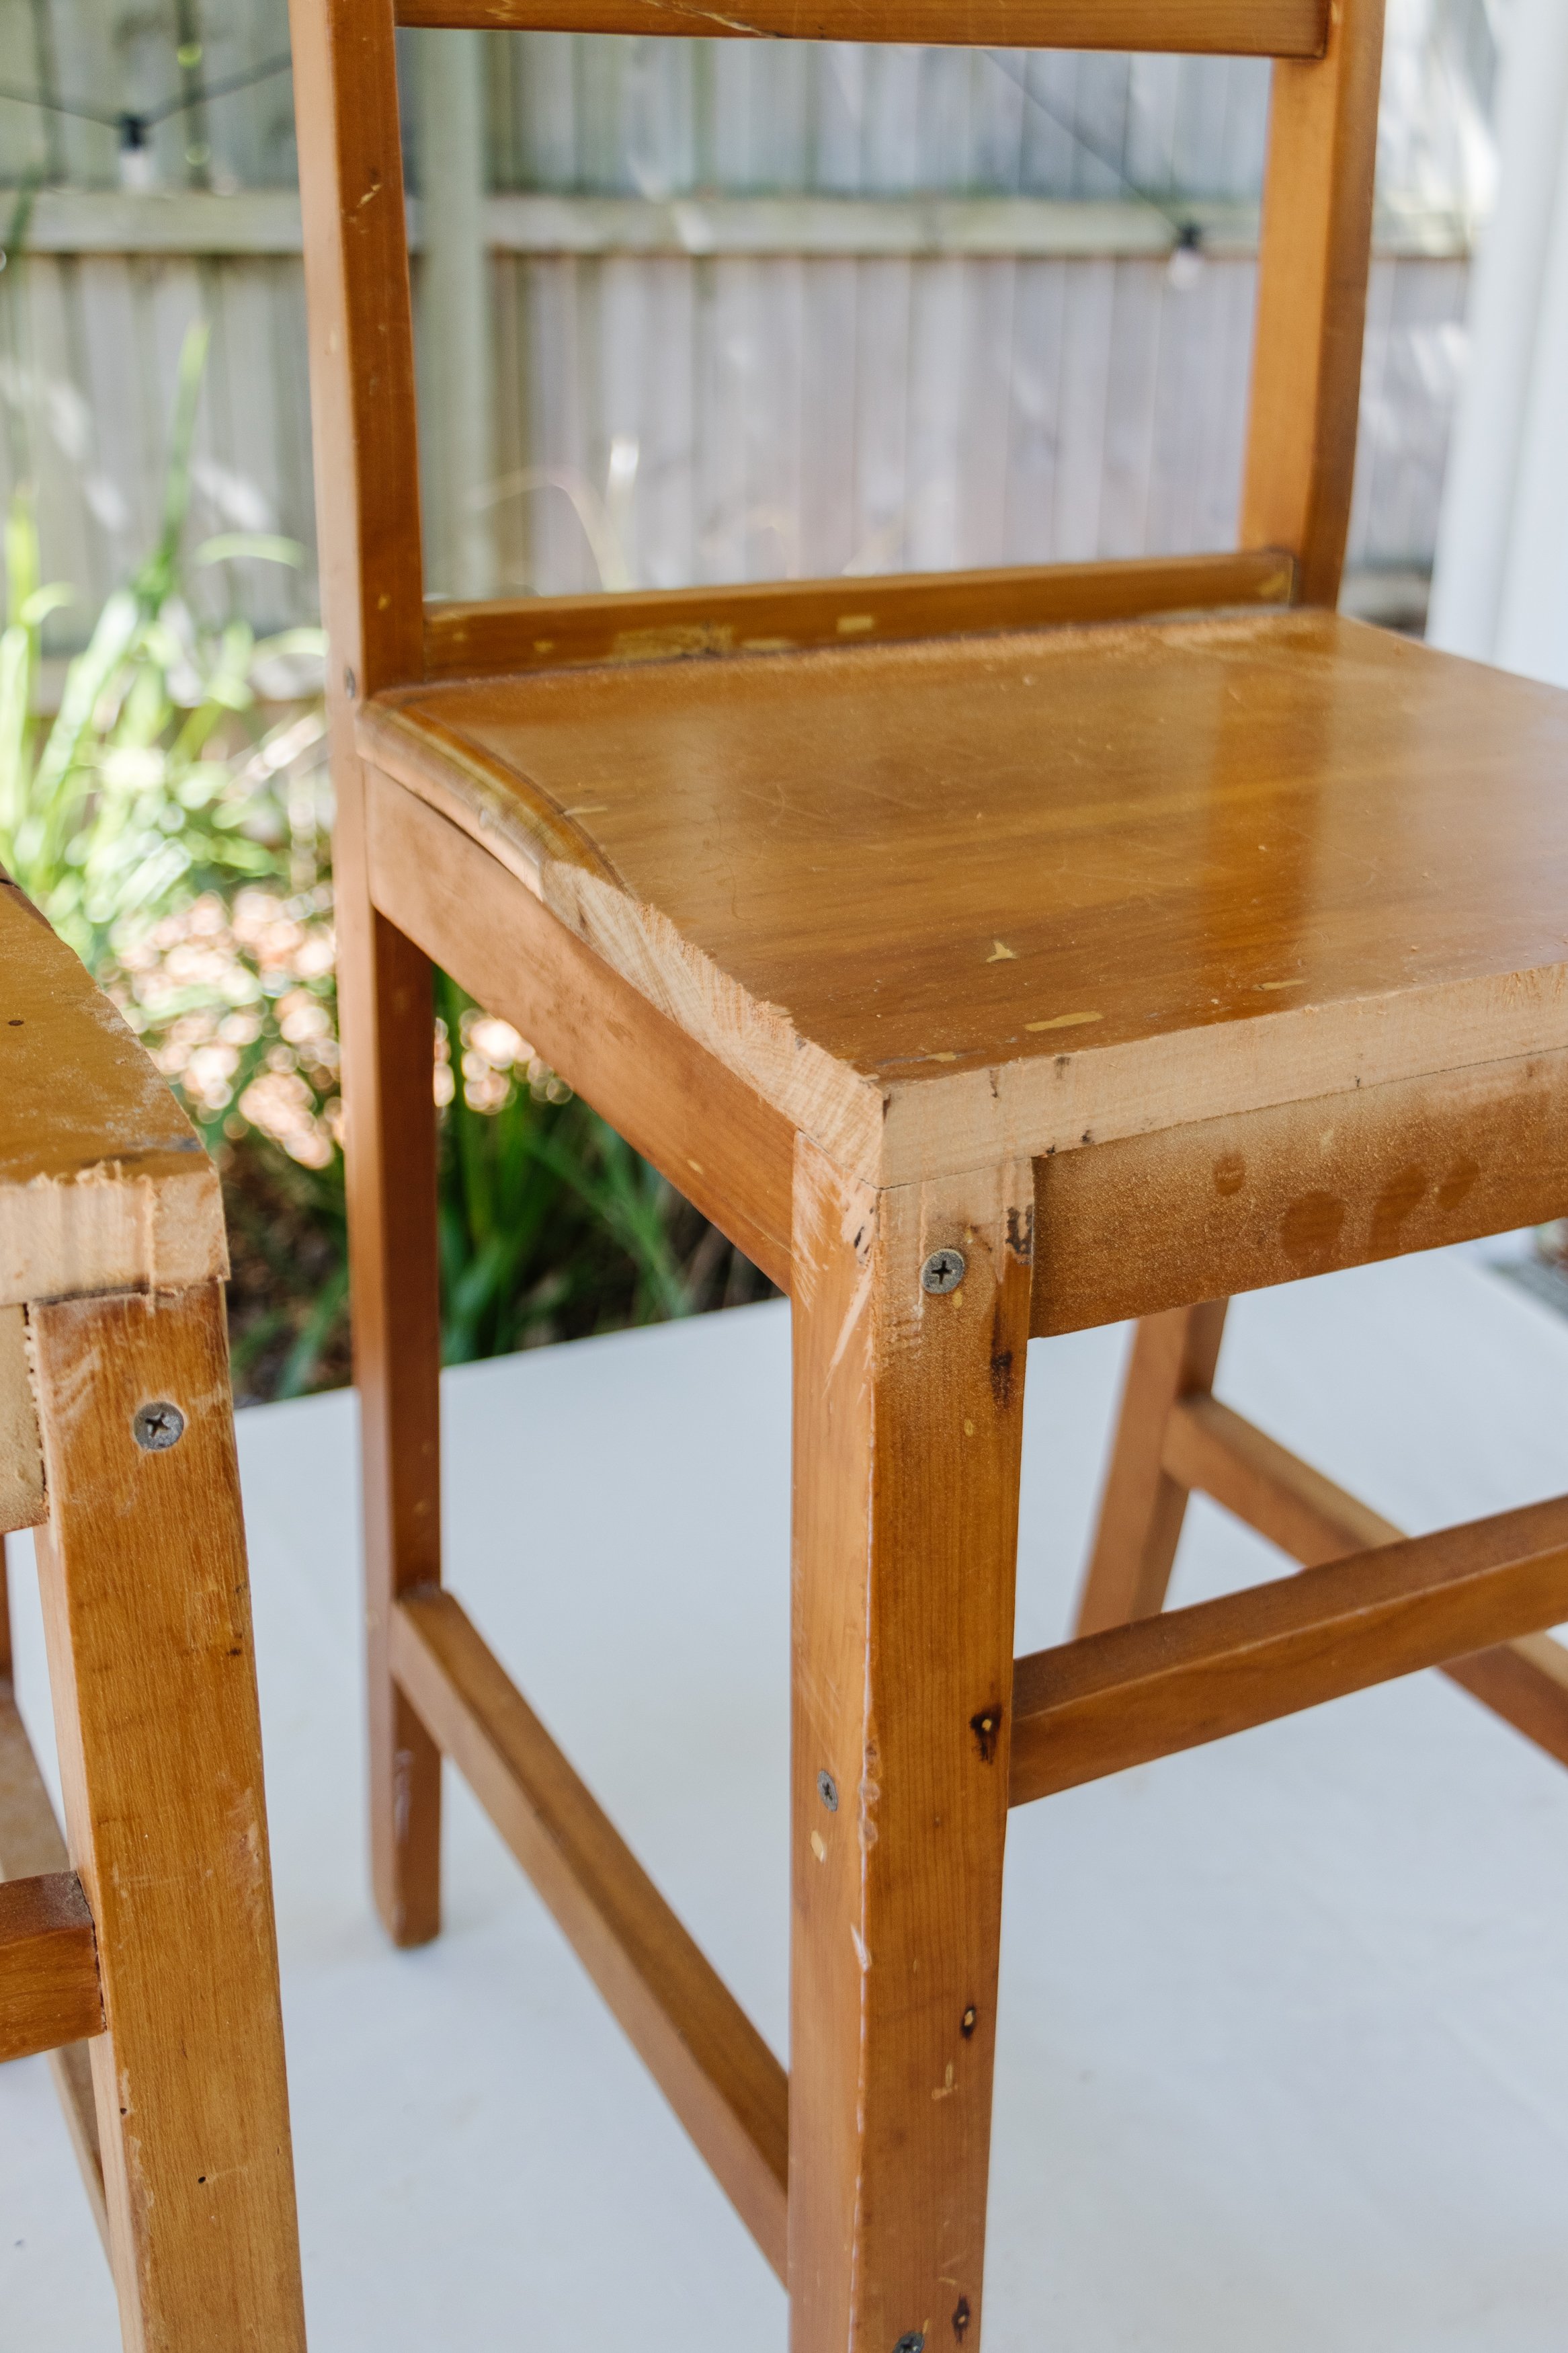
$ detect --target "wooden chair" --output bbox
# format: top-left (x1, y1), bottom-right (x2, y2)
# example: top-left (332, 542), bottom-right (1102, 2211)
top-left (0, 875), bottom-right (306, 2350)
top-left (290, 0), bottom-right (1568, 2340)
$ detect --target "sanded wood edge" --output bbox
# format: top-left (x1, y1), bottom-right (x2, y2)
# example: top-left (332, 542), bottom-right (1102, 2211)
top-left (0, 1308), bottom-right (44, 1534)
top-left (394, 0), bottom-right (1327, 55)
top-left (0, 1155), bottom-right (226, 1314)
top-left (0, 1670), bottom-right (108, 2237)
top-left (1009, 1494), bottom-right (1568, 1804)
top-left (0, 1870), bottom-right (103, 2063)
top-left (390, 1587), bottom-right (790, 2278)
top-left (421, 553), bottom-right (1296, 681)
top-left (364, 768), bottom-right (797, 1287)
top-left (1164, 1394), bottom-right (1568, 1769)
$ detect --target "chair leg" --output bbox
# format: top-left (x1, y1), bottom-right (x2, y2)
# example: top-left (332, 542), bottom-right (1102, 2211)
top-left (1, 1535), bottom-right (109, 2245)
top-left (1075, 1301), bottom-right (1229, 1636)
top-left (30, 1282), bottom-right (306, 2350)
top-left (788, 1139), bottom-right (1032, 2352)
top-left (339, 850), bottom-right (444, 1948)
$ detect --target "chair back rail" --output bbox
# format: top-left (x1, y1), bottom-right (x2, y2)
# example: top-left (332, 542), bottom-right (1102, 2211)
top-left (287, 0), bottom-right (1385, 705)
top-left (390, 1), bottom-right (1327, 49)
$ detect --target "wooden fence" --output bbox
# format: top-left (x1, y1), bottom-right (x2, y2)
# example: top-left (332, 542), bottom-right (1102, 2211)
top-left (0, 0), bottom-right (1497, 641)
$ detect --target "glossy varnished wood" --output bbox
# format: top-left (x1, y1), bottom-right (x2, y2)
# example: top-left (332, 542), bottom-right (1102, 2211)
top-left (1013, 1495), bottom-right (1568, 1807)
top-left (1242, 0), bottom-right (1386, 601)
top-left (392, 1585), bottom-right (790, 2275)
top-left (1163, 1392), bottom-right (1568, 1771)
top-left (1075, 1302), bottom-right (1226, 1635)
top-left (393, 0), bottom-right (1328, 48)
top-left (288, 0), bottom-right (445, 1950)
top-left (284, 0), bottom-right (1497, 2338)
top-left (0, 1870), bottom-right (102, 2065)
top-left (370, 613), bottom-right (1568, 1191)
top-left (422, 552), bottom-right (1295, 680)
top-left (364, 769), bottom-right (795, 1286)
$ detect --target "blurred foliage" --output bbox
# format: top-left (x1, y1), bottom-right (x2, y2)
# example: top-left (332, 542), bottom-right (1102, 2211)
top-left (0, 324), bottom-right (772, 1400)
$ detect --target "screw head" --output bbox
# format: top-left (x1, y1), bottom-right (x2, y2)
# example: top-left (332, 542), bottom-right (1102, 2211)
top-left (920, 1247), bottom-right (966, 1296)
top-left (893, 2335), bottom-right (926, 2353)
top-left (816, 1769), bottom-right (839, 1812)
top-left (132, 1400), bottom-right (185, 1453)
top-left (343, 665), bottom-right (357, 700)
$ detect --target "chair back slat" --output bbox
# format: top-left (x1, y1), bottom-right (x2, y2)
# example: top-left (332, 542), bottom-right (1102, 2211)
top-left (288, 0), bottom-right (1385, 715)
top-left (390, 0), bottom-right (1328, 53)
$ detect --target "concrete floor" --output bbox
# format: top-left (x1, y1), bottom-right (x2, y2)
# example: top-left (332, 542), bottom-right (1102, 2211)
top-left (5, 1241), bottom-right (1568, 2349)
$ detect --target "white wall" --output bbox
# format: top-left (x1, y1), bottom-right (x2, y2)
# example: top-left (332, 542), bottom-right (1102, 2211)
top-left (1428, 0), bottom-right (1568, 684)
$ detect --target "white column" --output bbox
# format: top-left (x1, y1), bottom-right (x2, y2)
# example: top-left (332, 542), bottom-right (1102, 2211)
top-left (416, 30), bottom-right (498, 602)
top-left (1427, 0), bottom-right (1568, 684)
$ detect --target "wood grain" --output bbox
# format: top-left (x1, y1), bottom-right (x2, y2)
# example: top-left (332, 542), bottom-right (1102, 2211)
top-left (0, 1305), bottom-right (44, 1534)
top-left (0, 1663), bottom-right (108, 2241)
top-left (1163, 1392), bottom-right (1568, 1771)
top-left (30, 1283), bottom-right (305, 2352)
top-left (788, 1136), bottom-right (1032, 2352)
top-left (290, 0), bottom-right (446, 1953)
top-left (1032, 1048), bottom-right (1568, 1337)
top-left (0, 877), bottom-right (224, 1308)
top-left (390, 1585), bottom-right (790, 2276)
top-left (368, 613), bottom-right (1568, 1193)
top-left (1075, 1301), bottom-right (1226, 1634)
top-left (364, 767), bottom-right (795, 1289)
top-left (0, 1870), bottom-right (102, 2065)
top-left (1243, 0), bottom-right (1387, 602)
top-left (1163, 1390), bottom-right (1400, 1562)
top-left (348, 904), bottom-right (445, 1951)
top-left (422, 553), bottom-right (1296, 680)
top-left (393, 0), bottom-right (1329, 53)
top-left (1012, 1494), bottom-right (1568, 1806)
top-left (286, 0), bottom-right (423, 707)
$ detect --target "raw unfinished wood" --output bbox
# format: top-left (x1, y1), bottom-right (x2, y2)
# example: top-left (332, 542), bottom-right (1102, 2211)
top-left (0, 1870), bottom-right (102, 2064)
top-left (0, 1305), bottom-right (44, 1533)
top-left (393, 0), bottom-right (1329, 52)
top-left (0, 1660), bottom-right (108, 2240)
top-left (1032, 1049), bottom-right (1568, 1337)
top-left (788, 1136), bottom-right (1032, 2353)
top-left (0, 876), bottom-right (224, 1308)
top-left (364, 768), bottom-right (794, 1287)
top-left (390, 1583), bottom-right (790, 2277)
top-left (1075, 1302), bottom-right (1226, 1634)
top-left (1012, 1494), bottom-right (1568, 1806)
top-left (364, 613), bottom-right (1568, 1193)
top-left (422, 553), bottom-right (1296, 681)
top-left (1163, 1391), bottom-right (1568, 1769)
top-left (1242, 0), bottom-right (1386, 601)
top-left (31, 1283), bottom-right (306, 2352)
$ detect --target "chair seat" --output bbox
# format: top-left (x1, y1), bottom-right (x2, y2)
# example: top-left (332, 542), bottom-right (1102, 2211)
top-left (359, 608), bottom-right (1568, 1189)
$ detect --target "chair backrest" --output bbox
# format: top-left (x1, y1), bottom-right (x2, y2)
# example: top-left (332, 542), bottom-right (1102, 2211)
top-left (288, 0), bottom-right (1387, 710)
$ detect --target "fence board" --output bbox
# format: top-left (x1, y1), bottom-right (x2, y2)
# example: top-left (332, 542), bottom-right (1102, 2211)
top-left (0, 6), bottom-right (1495, 640)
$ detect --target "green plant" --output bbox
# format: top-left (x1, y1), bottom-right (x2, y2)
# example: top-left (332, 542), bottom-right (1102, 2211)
top-left (0, 323), bottom-right (774, 1401)
top-left (0, 325), bottom-right (320, 971)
